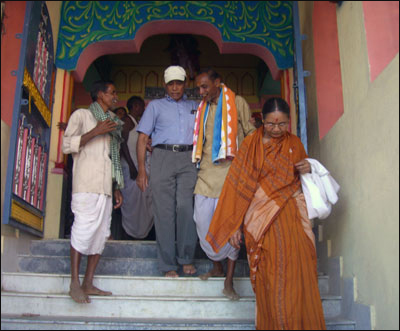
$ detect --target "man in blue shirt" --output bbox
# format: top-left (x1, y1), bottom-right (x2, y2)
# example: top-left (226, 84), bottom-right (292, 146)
top-left (136, 66), bottom-right (198, 277)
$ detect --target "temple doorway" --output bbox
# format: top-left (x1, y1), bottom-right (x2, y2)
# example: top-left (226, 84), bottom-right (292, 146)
top-left (62, 33), bottom-right (282, 240)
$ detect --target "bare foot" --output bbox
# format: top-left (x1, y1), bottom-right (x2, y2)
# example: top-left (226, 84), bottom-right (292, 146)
top-left (69, 283), bottom-right (90, 303)
top-left (183, 264), bottom-right (197, 275)
top-left (165, 270), bottom-right (179, 278)
top-left (82, 284), bottom-right (112, 296)
top-left (222, 287), bottom-right (240, 301)
top-left (199, 268), bottom-right (225, 280)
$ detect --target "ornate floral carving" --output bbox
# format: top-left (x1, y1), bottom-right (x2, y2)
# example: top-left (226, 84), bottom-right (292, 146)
top-left (56, 1), bottom-right (293, 70)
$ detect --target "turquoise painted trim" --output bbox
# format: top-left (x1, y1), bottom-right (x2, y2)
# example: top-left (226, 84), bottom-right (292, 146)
top-left (56, 1), bottom-right (293, 70)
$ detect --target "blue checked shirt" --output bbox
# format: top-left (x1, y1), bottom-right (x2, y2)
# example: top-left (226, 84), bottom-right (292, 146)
top-left (136, 94), bottom-right (199, 146)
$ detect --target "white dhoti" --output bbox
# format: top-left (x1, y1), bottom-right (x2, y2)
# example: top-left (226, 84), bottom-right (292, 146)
top-left (71, 192), bottom-right (112, 255)
top-left (194, 194), bottom-right (239, 261)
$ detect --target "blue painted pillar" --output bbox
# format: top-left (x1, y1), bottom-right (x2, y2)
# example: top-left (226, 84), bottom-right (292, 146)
top-left (293, 1), bottom-right (309, 153)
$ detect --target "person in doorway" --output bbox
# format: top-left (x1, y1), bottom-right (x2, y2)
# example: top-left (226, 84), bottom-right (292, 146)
top-left (252, 115), bottom-right (263, 128)
top-left (113, 106), bottom-right (128, 121)
top-left (62, 81), bottom-right (124, 303)
top-left (117, 97), bottom-right (154, 239)
top-left (136, 65), bottom-right (198, 277)
top-left (206, 97), bottom-right (326, 329)
top-left (192, 68), bottom-right (255, 300)
top-left (57, 118), bottom-right (74, 238)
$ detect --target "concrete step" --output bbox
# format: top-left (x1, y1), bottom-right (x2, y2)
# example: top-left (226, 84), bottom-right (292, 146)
top-left (1, 291), bottom-right (342, 320)
top-left (18, 255), bottom-right (251, 277)
top-left (29, 239), bottom-right (248, 260)
top-left (1, 291), bottom-right (255, 320)
top-left (1, 315), bottom-right (255, 330)
top-left (1, 272), bottom-right (330, 297)
top-left (0, 314), bottom-right (356, 330)
top-left (2, 272), bottom-right (330, 297)
top-left (325, 318), bottom-right (356, 330)
top-left (22, 239), bottom-right (251, 277)
top-left (3, 237), bottom-right (353, 328)
top-left (20, 239), bottom-right (325, 279)
top-left (16, 256), bottom-right (329, 294)
top-left (1, 272), bottom-right (255, 297)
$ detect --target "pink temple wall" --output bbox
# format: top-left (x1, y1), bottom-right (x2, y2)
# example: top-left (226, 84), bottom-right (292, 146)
top-left (362, 1), bottom-right (399, 82)
top-left (313, 1), bottom-right (344, 140)
top-left (1, 1), bottom-right (27, 127)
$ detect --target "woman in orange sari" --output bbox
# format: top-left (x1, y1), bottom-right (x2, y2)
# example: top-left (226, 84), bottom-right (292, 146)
top-left (206, 98), bottom-right (326, 330)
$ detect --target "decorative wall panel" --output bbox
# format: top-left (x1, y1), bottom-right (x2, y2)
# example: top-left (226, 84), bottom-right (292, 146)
top-left (3, 1), bottom-right (56, 236)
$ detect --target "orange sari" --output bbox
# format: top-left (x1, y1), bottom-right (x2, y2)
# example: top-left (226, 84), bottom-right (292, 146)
top-left (207, 127), bottom-right (326, 330)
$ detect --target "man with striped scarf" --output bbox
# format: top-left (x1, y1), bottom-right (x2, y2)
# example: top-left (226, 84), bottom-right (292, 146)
top-left (192, 68), bottom-right (255, 300)
top-left (62, 81), bottom-right (124, 303)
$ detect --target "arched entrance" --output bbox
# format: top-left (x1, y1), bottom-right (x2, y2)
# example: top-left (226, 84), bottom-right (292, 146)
top-left (66, 32), bottom-right (284, 239)
top-left (54, 1), bottom-right (297, 239)
top-left (72, 20), bottom-right (284, 82)
top-left (73, 33), bottom-right (281, 112)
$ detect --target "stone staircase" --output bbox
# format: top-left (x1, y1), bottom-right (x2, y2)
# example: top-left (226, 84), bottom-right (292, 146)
top-left (1, 239), bottom-right (356, 330)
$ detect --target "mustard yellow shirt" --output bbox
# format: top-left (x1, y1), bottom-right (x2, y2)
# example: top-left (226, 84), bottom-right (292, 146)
top-left (194, 95), bottom-right (255, 198)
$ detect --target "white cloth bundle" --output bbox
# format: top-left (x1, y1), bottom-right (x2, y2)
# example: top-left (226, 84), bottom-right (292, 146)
top-left (300, 158), bottom-right (340, 219)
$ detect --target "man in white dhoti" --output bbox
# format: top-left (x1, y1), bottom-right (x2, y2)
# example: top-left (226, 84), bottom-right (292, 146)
top-left (62, 81), bottom-right (123, 303)
top-left (192, 69), bottom-right (255, 300)
top-left (118, 97), bottom-right (154, 239)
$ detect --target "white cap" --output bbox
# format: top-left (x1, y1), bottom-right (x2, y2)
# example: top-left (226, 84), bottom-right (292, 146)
top-left (164, 65), bottom-right (186, 84)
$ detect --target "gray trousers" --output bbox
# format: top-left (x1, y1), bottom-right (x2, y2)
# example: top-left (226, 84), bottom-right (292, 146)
top-left (150, 148), bottom-right (198, 272)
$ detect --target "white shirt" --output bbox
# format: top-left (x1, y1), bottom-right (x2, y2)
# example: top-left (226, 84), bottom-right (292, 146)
top-left (62, 108), bottom-right (114, 196)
